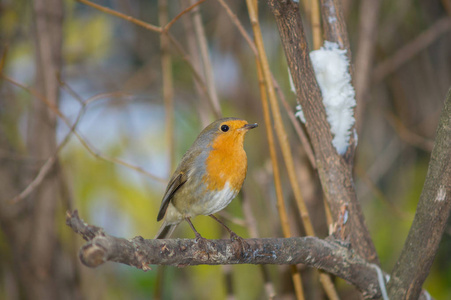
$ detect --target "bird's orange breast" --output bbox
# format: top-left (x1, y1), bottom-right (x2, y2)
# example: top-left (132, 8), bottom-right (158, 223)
top-left (202, 131), bottom-right (248, 193)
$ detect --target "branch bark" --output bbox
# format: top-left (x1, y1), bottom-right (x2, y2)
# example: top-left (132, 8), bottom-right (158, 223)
top-left (320, 0), bottom-right (352, 60)
top-left (67, 210), bottom-right (384, 298)
top-left (387, 89), bottom-right (451, 299)
top-left (267, 0), bottom-right (379, 264)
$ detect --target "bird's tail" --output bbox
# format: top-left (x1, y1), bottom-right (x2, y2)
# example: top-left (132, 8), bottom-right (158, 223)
top-left (154, 222), bottom-right (178, 239)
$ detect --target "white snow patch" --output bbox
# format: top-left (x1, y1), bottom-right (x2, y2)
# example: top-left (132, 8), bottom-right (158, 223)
top-left (310, 41), bottom-right (356, 155)
top-left (436, 186), bottom-right (446, 202)
top-left (353, 128), bottom-right (358, 148)
top-left (288, 67), bottom-right (306, 124)
top-left (328, 16), bottom-right (337, 23)
top-left (295, 104), bottom-right (306, 124)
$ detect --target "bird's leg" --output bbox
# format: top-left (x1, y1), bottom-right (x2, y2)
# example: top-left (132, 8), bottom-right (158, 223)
top-left (185, 217), bottom-right (204, 241)
top-left (209, 214), bottom-right (249, 253)
top-left (185, 217), bottom-right (216, 256)
top-left (209, 214), bottom-right (243, 241)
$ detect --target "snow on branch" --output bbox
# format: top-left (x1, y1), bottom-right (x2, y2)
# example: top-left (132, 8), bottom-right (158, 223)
top-left (307, 41), bottom-right (356, 154)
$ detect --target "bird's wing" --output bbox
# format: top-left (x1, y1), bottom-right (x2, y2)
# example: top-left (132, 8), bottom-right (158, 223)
top-left (157, 172), bottom-right (187, 221)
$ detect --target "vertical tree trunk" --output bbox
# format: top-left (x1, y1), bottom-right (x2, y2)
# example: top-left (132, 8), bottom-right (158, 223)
top-left (26, 0), bottom-right (63, 298)
top-left (0, 0), bottom-right (81, 299)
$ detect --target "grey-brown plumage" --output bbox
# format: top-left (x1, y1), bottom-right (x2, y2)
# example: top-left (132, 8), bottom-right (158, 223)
top-left (155, 118), bottom-right (257, 239)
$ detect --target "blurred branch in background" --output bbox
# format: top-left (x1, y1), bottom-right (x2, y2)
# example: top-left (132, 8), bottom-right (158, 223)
top-left (0, 0), bottom-right (80, 299)
top-left (159, 0), bottom-right (175, 173)
top-left (354, 0), bottom-right (381, 133)
top-left (373, 17), bottom-right (451, 84)
top-left (248, 0), bottom-right (306, 297)
top-left (385, 111), bottom-right (434, 152)
top-left (188, 0), bottom-right (222, 118)
top-left (2, 75), bottom-right (167, 183)
top-left (180, 0), bottom-right (212, 126)
top-left (77, 0), bottom-right (221, 119)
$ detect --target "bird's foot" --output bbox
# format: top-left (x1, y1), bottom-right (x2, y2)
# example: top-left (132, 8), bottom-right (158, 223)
top-left (229, 232), bottom-right (250, 253)
top-left (194, 233), bottom-right (216, 259)
top-left (195, 233), bottom-right (215, 249)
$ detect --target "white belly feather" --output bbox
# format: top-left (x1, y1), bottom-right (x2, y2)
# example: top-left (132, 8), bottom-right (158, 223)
top-left (197, 181), bottom-right (238, 216)
top-left (163, 181), bottom-right (239, 224)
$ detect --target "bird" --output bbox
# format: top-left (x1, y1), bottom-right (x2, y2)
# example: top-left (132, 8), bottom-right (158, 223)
top-left (155, 117), bottom-right (257, 240)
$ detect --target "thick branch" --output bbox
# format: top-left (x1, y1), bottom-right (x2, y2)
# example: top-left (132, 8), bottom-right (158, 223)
top-left (320, 0), bottom-right (352, 61)
top-left (319, 0), bottom-right (357, 160)
top-left (66, 210), bottom-right (383, 298)
top-left (387, 89), bottom-right (451, 299)
top-left (267, 0), bottom-right (378, 264)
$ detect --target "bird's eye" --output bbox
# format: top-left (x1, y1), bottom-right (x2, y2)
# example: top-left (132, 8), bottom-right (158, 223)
top-left (220, 124), bottom-right (229, 132)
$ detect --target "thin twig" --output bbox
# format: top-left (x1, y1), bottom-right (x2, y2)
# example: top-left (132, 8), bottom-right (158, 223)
top-left (167, 34), bottom-right (221, 119)
top-left (252, 57), bottom-right (286, 300)
top-left (59, 76), bottom-right (128, 106)
top-left (179, 0), bottom-right (211, 126)
top-left (257, 59), bottom-right (300, 299)
top-left (311, 0), bottom-right (322, 49)
top-left (373, 17), bottom-right (451, 83)
top-left (385, 111), bottom-right (434, 152)
top-left (246, 0), bottom-right (315, 238)
top-left (163, 0), bottom-right (208, 33)
top-left (189, 0), bottom-right (222, 117)
top-left (273, 78), bottom-right (316, 169)
top-left (159, 0), bottom-right (176, 173)
top-left (3, 75), bottom-right (167, 183)
top-left (11, 104), bottom-right (86, 203)
top-left (218, 0), bottom-right (317, 171)
top-left (354, 0), bottom-right (382, 133)
top-left (216, 0), bottom-right (258, 55)
top-left (77, 0), bottom-right (162, 32)
top-left (246, 1), bottom-right (307, 299)
top-left (0, 46), bottom-right (8, 74)
top-left (278, 75), bottom-right (341, 300)
top-left (77, 0), bottom-right (221, 119)
top-left (355, 166), bottom-right (411, 220)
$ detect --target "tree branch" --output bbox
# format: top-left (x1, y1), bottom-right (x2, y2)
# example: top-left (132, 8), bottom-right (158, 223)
top-left (267, 0), bottom-right (379, 264)
top-left (67, 210), bottom-right (385, 298)
top-left (387, 89), bottom-right (451, 299)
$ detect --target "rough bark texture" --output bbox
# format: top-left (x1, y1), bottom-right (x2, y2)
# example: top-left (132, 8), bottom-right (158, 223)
top-left (387, 89), bottom-right (451, 299)
top-left (320, 0), bottom-right (352, 61)
top-left (267, 0), bottom-right (379, 264)
top-left (67, 210), bottom-right (383, 298)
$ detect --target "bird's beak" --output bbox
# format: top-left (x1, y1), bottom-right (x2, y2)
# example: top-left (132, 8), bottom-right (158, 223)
top-left (241, 123), bottom-right (258, 131)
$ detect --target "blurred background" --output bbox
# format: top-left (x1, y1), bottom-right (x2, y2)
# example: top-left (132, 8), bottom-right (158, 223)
top-left (0, 0), bottom-right (450, 299)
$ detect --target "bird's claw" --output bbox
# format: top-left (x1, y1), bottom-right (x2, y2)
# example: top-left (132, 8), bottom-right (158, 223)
top-left (230, 233), bottom-right (250, 253)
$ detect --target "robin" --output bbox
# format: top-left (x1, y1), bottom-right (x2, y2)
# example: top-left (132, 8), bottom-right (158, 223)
top-left (155, 117), bottom-right (258, 240)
